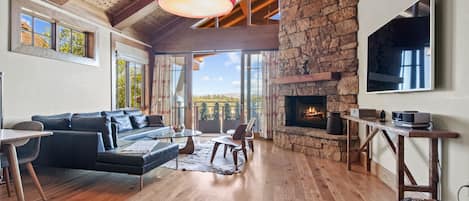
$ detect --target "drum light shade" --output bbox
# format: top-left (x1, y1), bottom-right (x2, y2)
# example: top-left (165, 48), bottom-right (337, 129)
top-left (158, 0), bottom-right (236, 18)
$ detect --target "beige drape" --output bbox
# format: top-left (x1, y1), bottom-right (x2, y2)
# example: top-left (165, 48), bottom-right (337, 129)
top-left (260, 51), bottom-right (279, 139)
top-left (151, 55), bottom-right (172, 124)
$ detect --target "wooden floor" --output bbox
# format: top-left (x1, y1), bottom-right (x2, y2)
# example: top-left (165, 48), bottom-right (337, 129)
top-left (0, 138), bottom-right (395, 201)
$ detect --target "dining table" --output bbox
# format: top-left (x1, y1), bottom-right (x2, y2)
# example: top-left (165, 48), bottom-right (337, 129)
top-left (1, 129), bottom-right (53, 201)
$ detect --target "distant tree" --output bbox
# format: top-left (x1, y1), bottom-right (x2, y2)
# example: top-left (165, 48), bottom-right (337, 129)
top-left (224, 103), bottom-right (231, 120)
top-left (200, 102), bottom-right (208, 120)
top-left (235, 102), bottom-right (241, 120)
top-left (213, 102), bottom-right (220, 120)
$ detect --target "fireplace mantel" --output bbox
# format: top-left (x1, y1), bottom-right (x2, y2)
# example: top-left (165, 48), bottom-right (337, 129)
top-left (272, 72), bottom-right (341, 85)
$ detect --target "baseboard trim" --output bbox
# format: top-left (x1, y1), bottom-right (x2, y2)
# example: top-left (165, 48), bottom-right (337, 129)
top-left (360, 152), bottom-right (396, 191)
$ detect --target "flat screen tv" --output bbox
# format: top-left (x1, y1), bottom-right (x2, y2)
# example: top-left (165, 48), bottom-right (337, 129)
top-left (367, 0), bottom-right (434, 93)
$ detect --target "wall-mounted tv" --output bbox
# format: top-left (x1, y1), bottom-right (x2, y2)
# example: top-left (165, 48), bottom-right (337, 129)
top-left (367, 0), bottom-right (434, 93)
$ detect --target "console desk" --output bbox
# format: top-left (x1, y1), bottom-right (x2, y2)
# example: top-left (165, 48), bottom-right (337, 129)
top-left (342, 115), bottom-right (459, 201)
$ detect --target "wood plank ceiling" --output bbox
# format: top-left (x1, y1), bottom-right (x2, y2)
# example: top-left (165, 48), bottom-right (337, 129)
top-left (46, 0), bottom-right (279, 45)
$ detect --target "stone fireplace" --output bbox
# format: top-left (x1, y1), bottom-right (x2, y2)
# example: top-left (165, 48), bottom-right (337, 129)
top-left (273, 0), bottom-right (360, 162)
top-left (285, 96), bottom-right (327, 129)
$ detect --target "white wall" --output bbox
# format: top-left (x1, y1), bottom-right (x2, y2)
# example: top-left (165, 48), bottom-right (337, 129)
top-left (358, 0), bottom-right (469, 200)
top-left (0, 0), bottom-right (113, 126)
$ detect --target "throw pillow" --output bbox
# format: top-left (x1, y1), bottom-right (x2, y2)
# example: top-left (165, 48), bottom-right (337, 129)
top-left (111, 115), bottom-right (134, 132)
top-left (130, 114), bottom-right (148, 129)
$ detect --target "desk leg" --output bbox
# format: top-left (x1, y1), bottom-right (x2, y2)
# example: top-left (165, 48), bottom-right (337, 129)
top-left (365, 125), bottom-right (371, 172)
top-left (5, 144), bottom-right (25, 201)
top-left (347, 119), bottom-right (351, 171)
top-left (430, 139), bottom-right (439, 200)
top-left (396, 135), bottom-right (405, 201)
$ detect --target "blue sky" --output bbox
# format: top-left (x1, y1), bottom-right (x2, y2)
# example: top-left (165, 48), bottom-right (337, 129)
top-left (193, 52), bottom-right (241, 96)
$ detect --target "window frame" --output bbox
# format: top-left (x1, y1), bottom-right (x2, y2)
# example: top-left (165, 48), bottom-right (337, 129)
top-left (57, 23), bottom-right (89, 57)
top-left (10, 0), bottom-right (99, 66)
top-left (115, 59), bottom-right (146, 109)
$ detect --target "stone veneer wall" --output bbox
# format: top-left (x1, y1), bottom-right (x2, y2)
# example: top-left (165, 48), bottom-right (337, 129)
top-left (273, 0), bottom-right (360, 159)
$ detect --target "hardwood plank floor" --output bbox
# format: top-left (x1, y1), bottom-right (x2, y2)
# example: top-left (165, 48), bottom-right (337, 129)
top-left (0, 138), bottom-right (395, 201)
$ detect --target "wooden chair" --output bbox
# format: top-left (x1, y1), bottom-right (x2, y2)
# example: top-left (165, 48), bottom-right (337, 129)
top-left (210, 124), bottom-right (247, 171)
top-left (1, 121), bottom-right (47, 200)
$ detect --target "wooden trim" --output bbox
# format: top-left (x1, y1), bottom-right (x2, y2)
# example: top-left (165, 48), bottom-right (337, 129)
top-left (10, 0), bottom-right (99, 66)
top-left (272, 72), bottom-right (341, 84)
top-left (111, 33), bottom-right (152, 111)
top-left (110, 0), bottom-right (155, 29)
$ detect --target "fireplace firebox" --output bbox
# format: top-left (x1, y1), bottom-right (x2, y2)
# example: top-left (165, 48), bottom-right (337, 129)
top-left (285, 96), bottom-right (327, 128)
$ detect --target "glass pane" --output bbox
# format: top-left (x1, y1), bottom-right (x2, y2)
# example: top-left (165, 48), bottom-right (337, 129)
top-left (33, 17), bottom-right (51, 36)
top-left (130, 64), bottom-right (143, 108)
top-left (20, 14), bottom-right (33, 31)
top-left (72, 31), bottom-right (86, 57)
top-left (20, 30), bottom-right (32, 46)
top-left (171, 57), bottom-right (186, 127)
top-left (116, 59), bottom-right (127, 109)
top-left (58, 26), bottom-right (72, 54)
top-left (33, 34), bottom-right (51, 48)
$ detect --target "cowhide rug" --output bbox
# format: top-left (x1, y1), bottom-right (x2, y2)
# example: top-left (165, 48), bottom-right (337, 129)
top-left (162, 141), bottom-right (245, 175)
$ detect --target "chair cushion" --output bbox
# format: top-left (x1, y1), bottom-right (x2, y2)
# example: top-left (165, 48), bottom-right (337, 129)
top-left (124, 109), bottom-right (143, 117)
top-left (111, 115), bottom-right (133, 132)
top-left (130, 115), bottom-right (148, 129)
top-left (71, 117), bottom-right (114, 150)
top-left (73, 112), bottom-right (102, 118)
top-left (101, 110), bottom-right (124, 118)
top-left (32, 113), bottom-right (72, 130)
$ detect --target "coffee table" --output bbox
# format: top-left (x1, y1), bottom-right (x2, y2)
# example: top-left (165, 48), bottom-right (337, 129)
top-left (151, 128), bottom-right (202, 154)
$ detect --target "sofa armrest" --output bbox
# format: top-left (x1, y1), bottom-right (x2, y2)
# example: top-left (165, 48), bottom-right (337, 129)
top-left (42, 130), bottom-right (105, 170)
top-left (147, 115), bottom-right (165, 127)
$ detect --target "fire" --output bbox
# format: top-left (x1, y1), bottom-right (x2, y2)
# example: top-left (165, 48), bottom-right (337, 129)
top-left (304, 106), bottom-right (323, 118)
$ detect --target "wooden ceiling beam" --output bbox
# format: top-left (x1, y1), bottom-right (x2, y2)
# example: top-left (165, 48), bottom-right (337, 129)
top-left (47, 0), bottom-right (70, 5)
top-left (239, 0), bottom-right (249, 17)
top-left (202, 6), bottom-right (243, 28)
top-left (111, 0), bottom-right (156, 29)
top-left (153, 24), bottom-right (279, 52)
top-left (222, 0), bottom-right (276, 28)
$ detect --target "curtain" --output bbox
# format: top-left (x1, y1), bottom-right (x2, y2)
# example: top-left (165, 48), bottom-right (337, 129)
top-left (151, 55), bottom-right (172, 124)
top-left (260, 51), bottom-right (279, 139)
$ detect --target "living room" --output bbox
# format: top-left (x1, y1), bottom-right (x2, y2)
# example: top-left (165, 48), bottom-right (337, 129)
top-left (0, 0), bottom-right (468, 201)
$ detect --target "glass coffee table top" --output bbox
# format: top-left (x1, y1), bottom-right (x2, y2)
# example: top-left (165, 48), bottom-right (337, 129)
top-left (150, 127), bottom-right (202, 139)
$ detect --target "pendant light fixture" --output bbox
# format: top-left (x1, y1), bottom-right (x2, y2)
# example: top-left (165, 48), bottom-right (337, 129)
top-left (158, 0), bottom-right (236, 18)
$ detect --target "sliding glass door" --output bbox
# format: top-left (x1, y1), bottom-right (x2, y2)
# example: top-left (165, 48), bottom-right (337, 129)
top-left (116, 58), bottom-right (144, 109)
top-left (242, 52), bottom-right (263, 132)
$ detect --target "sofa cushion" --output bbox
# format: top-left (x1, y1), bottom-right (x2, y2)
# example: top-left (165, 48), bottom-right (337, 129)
top-left (32, 113), bottom-right (72, 130)
top-left (111, 115), bottom-right (133, 132)
top-left (73, 112), bottom-right (102, 118)
top-left (101, 110), bottom-right (124, 118)
top-left (124, 109), bottom-right (143, 117)
top-left (71, 117), bottom-right (114, 150)
top-left (130, 115), bottom-right (148, 129)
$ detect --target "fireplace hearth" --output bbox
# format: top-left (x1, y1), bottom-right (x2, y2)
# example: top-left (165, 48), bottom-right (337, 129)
top-left (285, 96), bottom-right (327, 129)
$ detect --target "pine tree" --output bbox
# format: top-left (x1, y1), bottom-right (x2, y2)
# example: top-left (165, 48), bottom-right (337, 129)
top-left (200, 102), bottom-right (208, 120)
top-left (213, 102), bottom-right (220, 120)
top-left (235, 102), bottom-right (241, 120)
top-left (224, 103), bottom-right (231, 120)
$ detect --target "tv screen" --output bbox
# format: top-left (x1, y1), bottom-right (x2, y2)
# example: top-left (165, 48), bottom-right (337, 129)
top-left (367, 0), bottom-right (433, 93)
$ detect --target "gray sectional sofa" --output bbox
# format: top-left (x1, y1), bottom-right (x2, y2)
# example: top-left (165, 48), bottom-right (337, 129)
top-left (32, 109), bottom-right (178, 189)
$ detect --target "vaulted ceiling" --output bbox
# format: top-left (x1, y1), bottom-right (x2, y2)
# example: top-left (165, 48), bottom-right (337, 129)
top-left (46, 0), bottom-right (279, 49)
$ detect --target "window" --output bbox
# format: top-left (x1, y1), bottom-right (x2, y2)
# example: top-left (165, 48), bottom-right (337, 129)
top-left (20, 13), bottom-right (52, 48)
top-left (116, 59), bottom-right (144, 109)
top-left (58, 25), bottom-right (87, 57)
